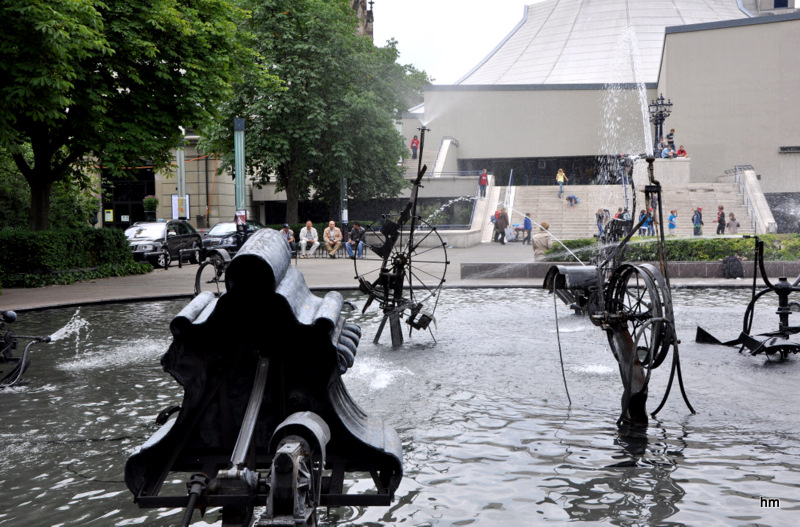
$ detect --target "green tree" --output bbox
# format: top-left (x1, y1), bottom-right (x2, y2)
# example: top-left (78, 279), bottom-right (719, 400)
top-left (203, 0), bottom-right (428, 223)
top-left (1, 145), bottom-right (99, 229)
top-left (0, 0), bottom-right (275, 230)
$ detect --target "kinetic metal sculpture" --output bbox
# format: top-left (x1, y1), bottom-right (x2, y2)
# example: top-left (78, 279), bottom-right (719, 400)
top-left (1, 310), bottom-right (51, 388)
top-left (355, 126), bottom-right (449, 347)
top-left (126, 229), bottom-right (402, 526)
top-left (544, 158), bottom-right (694, 428)
top-left (696, 235), bottom-right (800, 359)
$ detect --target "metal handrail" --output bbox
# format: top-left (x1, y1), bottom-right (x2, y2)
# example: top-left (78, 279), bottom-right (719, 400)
top-left (727, 165), bottom-right (757, 233)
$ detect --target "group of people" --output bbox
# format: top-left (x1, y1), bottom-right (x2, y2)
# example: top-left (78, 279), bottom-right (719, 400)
top-left (659, 129), bottom-right (688, 159)
top-left (690, 205), bottom-right (739, 236)
top-left (488, 208), bottom-right (553, 259)
top-left (280, 220), bottom-right (367, 259)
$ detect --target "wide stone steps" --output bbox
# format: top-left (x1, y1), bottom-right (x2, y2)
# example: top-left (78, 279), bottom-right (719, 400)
top-left (491, 183), bottom-right (754, 240)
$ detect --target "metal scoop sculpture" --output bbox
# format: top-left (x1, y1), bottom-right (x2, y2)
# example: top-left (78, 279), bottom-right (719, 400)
top-left (544, 157), bottom-right (694, 428)
top-left (355, 126), bottom-right (449, 347)
top-left (125, 229), bottom-right (402, 527)
top-left (1, 310), bottom-right (51, 388)
top-left (696, 235), bottom-right (800, 360)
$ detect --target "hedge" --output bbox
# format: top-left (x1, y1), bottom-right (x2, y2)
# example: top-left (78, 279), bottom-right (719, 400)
top-left (0, 228), bottom-right (151, 289)
top-left (544, 234), bottom-right (800, 262)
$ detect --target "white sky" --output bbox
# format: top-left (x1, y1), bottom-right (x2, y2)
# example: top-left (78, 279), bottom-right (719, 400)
top-left (372, 1), bottom-right (535, 85)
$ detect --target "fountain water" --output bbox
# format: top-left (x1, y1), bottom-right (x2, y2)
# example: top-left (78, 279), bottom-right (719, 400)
top-left (3, 289), bottom-right (800, 525)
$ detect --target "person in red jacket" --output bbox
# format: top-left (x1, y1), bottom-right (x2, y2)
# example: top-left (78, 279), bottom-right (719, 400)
top-left (410, 135), bottom-right (419, 159)
top-left (479, 169), bottom-right (488, 198)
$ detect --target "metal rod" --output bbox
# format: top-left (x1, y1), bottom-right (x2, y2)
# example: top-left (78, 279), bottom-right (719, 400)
top-left (231, 357), bottom-right (270, 467)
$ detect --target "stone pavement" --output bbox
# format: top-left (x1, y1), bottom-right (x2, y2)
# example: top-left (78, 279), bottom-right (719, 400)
top-left (0, 241), bottom-right (776, 312)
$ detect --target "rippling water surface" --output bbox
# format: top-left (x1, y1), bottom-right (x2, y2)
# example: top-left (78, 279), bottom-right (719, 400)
top-left (1, 288), bottom-right (798, 526)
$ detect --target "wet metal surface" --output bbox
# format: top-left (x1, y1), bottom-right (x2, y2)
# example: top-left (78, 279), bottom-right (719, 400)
top-left (0, 288), bottom-right (798, 525)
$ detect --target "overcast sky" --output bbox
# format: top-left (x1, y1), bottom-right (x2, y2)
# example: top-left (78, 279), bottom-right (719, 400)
top-left (372, 1), bottom-right (536, 84)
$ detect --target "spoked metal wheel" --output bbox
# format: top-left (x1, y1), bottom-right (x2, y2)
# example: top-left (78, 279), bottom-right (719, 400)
top-left (194, 255), bottom-right (226, 297)
top-left (355, 216), bottom-right (449, 310)
top-left (606, 264), bottom-right (673, 369)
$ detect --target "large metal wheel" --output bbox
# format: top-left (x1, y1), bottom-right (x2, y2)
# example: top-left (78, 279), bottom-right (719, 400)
top-left (354, 216), bottom-right (449, 310)
top-left (606, 264), bottom-right (672, 369)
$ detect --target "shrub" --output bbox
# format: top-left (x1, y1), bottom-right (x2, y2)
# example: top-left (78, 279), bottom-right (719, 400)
top-left (543, 234), bottom-right (800, 262)
top-left (0, 228), bottom-right (151, 288)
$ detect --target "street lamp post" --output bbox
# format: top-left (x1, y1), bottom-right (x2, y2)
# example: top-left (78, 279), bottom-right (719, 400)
top-left (648, 93), bottom-right (673, 156)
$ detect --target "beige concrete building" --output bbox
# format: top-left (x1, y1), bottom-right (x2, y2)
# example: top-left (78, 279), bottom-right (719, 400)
top-left (402, 1), bottom-right (800, 230)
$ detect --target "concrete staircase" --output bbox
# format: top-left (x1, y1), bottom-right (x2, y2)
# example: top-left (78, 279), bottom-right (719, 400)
top-left (482, 183), bottom-right (754, 240)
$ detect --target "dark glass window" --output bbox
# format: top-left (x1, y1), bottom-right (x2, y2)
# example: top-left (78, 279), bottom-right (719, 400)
top-left (774, 0), bottom-right (788, 8)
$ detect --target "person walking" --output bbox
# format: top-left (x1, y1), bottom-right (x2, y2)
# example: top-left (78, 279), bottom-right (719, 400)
top-left (479, 169), bottom-right (488, 198)
top-left (496, 207), bottom-right (510, 245)
top-left (556, 168), bottom-right (568, 198)
top-left (692, 207), bottom-right (704, 236)
top-left (668, 210), bottom-right (677, 236)
top-left (410, 135), bottom-right (419, 159)
top-left (716, 205), bottom-right (726, 235)
top-left (532, 221), bottom-right (553, 260)
top-left (727, 212), bottom-right (740, 235)
top-left (522, 213), bottom-right (533, 244)
top-left (638, 209), bottom-right (648, 236)
top-left (646, 209), bottom-right (656, 236)
top-left (596, 208), bottom-right (605, 238)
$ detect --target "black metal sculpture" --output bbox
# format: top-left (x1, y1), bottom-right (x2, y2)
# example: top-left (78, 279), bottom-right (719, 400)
top-left (1, 310), bottom-right (51, 388)
top-left (125, 229), bottom-right (402, 526)
top-left (544, 158), bottom-right (694, 428)
top-left (696, 235), bottom-right (800, 359)
top-left (355, 126), bottom-right (449, 347)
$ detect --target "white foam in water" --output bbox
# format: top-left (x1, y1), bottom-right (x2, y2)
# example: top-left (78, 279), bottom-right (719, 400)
top-left (571, 364), bottom-right (616, 375)
top-left (58, 338), bottom-right (168, 371)
top-left (349, 356), bottom-right (412, 390)
top-left (49, 309), bottom-right (89, 343)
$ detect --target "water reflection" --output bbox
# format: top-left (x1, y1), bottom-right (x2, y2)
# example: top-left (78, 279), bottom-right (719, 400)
top-left (1, 288), bottom-right (798, 525)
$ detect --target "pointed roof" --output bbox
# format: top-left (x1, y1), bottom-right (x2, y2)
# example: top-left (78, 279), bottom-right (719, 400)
top-left (456, 0), bottom-right (750, 85)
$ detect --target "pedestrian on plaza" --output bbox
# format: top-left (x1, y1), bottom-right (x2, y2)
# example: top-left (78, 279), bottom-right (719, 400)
top-left (323, 220), bottom-right (343, 258)
top-left (410, 135), bottom-right (419, 159)
top-left (596, 208), bottom-right (606, 238)
top-left (490, 209), bottom-right (500, 242)
top-left (647, 209), bottom-right (656, 236)
top-left (638, 209), bottom-right (648, 236)
top-left (298, 220), bottom-right (319, 258)
top-left (692, 207), bottom-right (704, 236)
top-left (668, 210), bottom-right (677, 235)
top-left (676, 145), bottom-right (688, 157)
top-left (280, 223), bottom-right (295, 252)
top-left (566, 194), bottom-right (579, 207)
top-left (479, 169), bottom-right (488, 198)
top-left (346, 221), bottom-right (365, 259)
top-left (727, 213), bottom-right (740, 235)
top-left (532, 221), bottom-right (553, 260)
top-left (556, 168), bottom-right (569, 198)
top-left (716, 205), bottom-right (726, 235)
top-left (522, 213), bottom-right (533, 244)
top-left (496, 207), bottom-right (510, 245)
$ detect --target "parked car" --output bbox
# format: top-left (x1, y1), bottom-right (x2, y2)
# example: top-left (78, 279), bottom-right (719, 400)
top-left (202, 220), bottom-right (264, 257)
top-left (125, 220), bottom-right (203, 268)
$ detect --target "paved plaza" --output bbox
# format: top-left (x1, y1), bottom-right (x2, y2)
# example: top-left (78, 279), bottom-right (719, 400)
top-left (1, 241), bottom-right (775, 312)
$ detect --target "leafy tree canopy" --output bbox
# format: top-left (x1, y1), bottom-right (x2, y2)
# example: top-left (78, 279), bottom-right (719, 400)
top-left (0, 0), bottom-right (277, 230)
top-left (202, 0), bottom-right (431, 223)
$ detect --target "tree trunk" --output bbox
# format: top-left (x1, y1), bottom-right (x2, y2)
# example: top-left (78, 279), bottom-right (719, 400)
top-left (28, 177), bottom-right (54, 231)
top-left (285, 175), bottom-right (300, 224)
